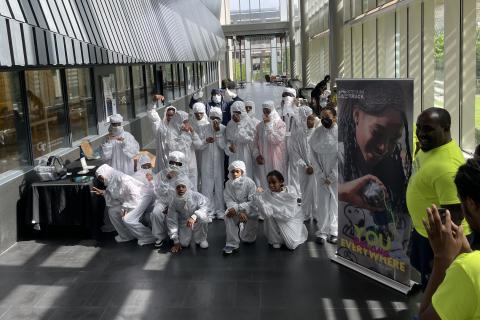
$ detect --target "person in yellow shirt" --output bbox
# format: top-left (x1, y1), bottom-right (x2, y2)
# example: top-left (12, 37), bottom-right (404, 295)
top-left (407, 107), bottom-right (469, 290)
top-left (419, 158), bottom-right (480, 320)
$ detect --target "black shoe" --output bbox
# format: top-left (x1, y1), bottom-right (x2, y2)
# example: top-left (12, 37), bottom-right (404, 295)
top-left (315, 237), bottom-right (325, 245)
top-left (327, 235), bottom-right (338, 244)
top-left (154, 239), bottom-right (165, 248)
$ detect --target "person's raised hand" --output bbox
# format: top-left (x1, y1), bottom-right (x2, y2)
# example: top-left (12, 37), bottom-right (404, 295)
top-left (146, 173), bottom-right (153, 182)
top-left (423, 204), bottom-right (466, 265)
top-left (229, 144), bottom-right (236, 153)
top-left (171, 243), bottom-right (182, 253)
top-left (206, 137), bottom-right (215, 143)
top-left (338, 174), bottom-right (386, 212)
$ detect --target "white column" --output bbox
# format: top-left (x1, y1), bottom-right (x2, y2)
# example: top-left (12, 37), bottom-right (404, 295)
top-left (462, 0), bottom-right (476, 151)
top-left (271, 37), bottom-right (278, 75)
top-left (245, 38), bottom-right (252, 82)
top-left (422, 0), bottom-right (435, 109)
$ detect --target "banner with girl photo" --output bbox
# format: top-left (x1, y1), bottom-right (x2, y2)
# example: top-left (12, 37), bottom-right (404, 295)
top-left (334, 79), bottom-right (414, 293)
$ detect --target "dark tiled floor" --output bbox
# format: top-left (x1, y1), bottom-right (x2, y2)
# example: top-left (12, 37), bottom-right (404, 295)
top-left (0, 220), bottom-right (420, 320)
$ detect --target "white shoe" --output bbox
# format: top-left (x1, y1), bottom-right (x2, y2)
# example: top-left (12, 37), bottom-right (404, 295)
top-left (115, 235), bottom-right (133, 243)
top-left (199, 240), bottom-right (209, 249)
top-left (272, 243), bottom-right (281, 249)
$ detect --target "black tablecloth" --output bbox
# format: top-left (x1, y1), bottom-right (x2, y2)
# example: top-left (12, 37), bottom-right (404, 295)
top-left (27, 159), bottom-right (106, 239)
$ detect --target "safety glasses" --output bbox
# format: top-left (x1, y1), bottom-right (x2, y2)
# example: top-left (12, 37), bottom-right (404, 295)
top-left (169, 161), bottom-right (183, 167)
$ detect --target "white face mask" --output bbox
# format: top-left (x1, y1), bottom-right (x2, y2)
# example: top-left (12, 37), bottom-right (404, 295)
top-left (109, 126), bottom-right (124, 136)
top-left (212, 95), bottom-right (222, 104)
top-left (283, 96), bottom-right (294, 105)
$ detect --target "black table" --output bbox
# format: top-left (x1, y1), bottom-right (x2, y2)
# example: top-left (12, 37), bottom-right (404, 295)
top-left (28, 159), bottom-right (105, 239)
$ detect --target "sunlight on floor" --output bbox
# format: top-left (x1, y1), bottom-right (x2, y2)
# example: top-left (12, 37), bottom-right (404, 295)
top-left (143, 250), bottom-right (171, 271)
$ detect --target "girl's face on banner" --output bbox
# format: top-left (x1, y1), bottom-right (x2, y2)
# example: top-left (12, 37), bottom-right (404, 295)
top-left (353, 106), bottom-right (403, 166)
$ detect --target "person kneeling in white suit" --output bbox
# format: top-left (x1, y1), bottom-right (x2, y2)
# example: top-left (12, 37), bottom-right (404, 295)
top-left (167, 177), bottom-right (210, 253)
top-left (94, 164), bottom-right (156, 246)
top-left (150, 151), bottom-right (191, 247)
top-left (254, 170), bottom-right (308, 250)
top-left (223, 161), bottom-right (258, 255)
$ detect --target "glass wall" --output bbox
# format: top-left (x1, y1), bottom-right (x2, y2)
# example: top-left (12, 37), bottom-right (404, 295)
top-left (172, 64), bottom-right (179, 98)
top-left (342, 0), bottom-right (478, 152)
top-left (163, 64), bottom-right (174, 102)
top-left (226, 0), bottom-right (288, 25)
top-left (178, 64), bottom-right (186, 97)
top-left (132, 65), bottom-right (146, 114)
top-left (66, 68), bottom-right (96, 142)
top-left (0, 72), bottom-right (29, 173)
top-left (476, 0), bottom-right (480, 146)
top-left (115, 66), bottom-right (133, 120)
top-left (185, 63), bottom-right (194, 94)
top-left (145, 64), bottom-right (155, 97)
top-left (25, 70), bottom-right (68, 159)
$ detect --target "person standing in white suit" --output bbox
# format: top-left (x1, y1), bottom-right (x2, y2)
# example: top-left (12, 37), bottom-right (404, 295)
top-left (309, 107), bottom-right (339, 244)
top-left (102, 114), bottom-right (139, 175)
top-left (223, 161), bottom-right (258, 255)
top-left (147, 96), bottom-right (177, 172)
top-left (225, 101), bottom-right (256, 178)
top-left (290, 106), bottom-right (319, 221)
top-left (197, 107), bottom-right (227, 220)
top-left (252, 101), bottom-right (287, 191)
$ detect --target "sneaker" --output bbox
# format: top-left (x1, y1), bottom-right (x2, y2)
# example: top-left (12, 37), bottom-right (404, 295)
top-left (222, 246), bottom-right (238, 255)
top-left (154, 239), bottom-right (165, 248)
top-left (138, 239), bottom-right (155, 246)
top-left (115, 235), bottom-right (133, 243)
top-left (272, 243), bottom-right (281, 249)
top-left (315, 236), bottom-right (326, 245)
top-left (327, 235), bottom-right (338, 244)
top-left (199, 240), bottom-right (209, 249)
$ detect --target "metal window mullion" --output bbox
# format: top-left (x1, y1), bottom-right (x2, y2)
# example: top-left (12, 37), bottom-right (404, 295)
top-left (19, 70), bottom-right (34, 165)
top-left (129, 65), bottom-right (136, 117)
top-left (60, 68), bottom-right (72, 146)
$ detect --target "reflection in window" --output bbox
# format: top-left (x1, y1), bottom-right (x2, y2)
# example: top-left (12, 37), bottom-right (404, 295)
top-left (179, 64), bottom-right (186, 96)
top-left (476, 0), bottom-right (480, 145)
top-left (434, 0), bottom-right (444, 108)
top-left (0, 72), bottom-right (29, 173)
top-left (132, 65), bottom-right (146, 114)
top-left (145, 64), bottom-right (155, 97)
top-left (66, 68), bottom-right (96, 142)
top-left (115, 66), bottom-right (133, 120)
top-left (163, 64), bottom-right (174, 102)
top-left (26, 70), bottom-right (68, 159)
top-left (185, 63), bottom-right (194, 94)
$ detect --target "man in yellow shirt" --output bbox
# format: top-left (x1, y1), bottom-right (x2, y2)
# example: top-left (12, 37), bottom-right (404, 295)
top-left (406, 108), bottom-right (469, 289)
top-left (419, 158), bottom-right (480, 320)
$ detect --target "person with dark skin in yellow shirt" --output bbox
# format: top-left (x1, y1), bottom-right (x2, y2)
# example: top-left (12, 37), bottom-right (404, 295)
top-left (407, 107), bottom-right (469, 290)
top-left (419, 158), bottom-right (480, 320)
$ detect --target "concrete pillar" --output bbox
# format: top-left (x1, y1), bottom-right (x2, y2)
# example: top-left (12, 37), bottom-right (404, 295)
top-left (299, 0), bottom-right (309, 86)
top-left (245, 38), bottom-right (252, 82)
top-left (329, 0), bottom-right (344, 84)
top-left (288, 0), bottom-right (296, 78)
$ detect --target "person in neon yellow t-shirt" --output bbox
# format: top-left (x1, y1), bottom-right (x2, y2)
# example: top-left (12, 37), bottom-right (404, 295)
top-left (419, 158), bottom-right (480, 320)
top-left (407, 108), bottom-right (470, 290)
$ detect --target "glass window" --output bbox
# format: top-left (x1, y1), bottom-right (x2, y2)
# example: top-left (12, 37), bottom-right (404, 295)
top-left (26, 70), bottom-right (68, 159)
top-left (178, 64), bottom-right (185, 97)
top-left (132, 65), bottom-right (146, 114)
top-left (163, 64), bottom-right (174, 102)
top-left (0, 71), bottom-right (29, 173)
top-left (476, 0), bottom-right (480, 145)
top-left (171, 64), bottom-right (178, 98)
top-left (145, 64), bottom-right (155, 97)
top-left (65, 68), bottom-right (96, 142)
top-left (115, 66), bottom-right (133, 120)
top-left (434, 0), bottom-right (444, 108)
top-left (185, 63), bottom-right (194, 94)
